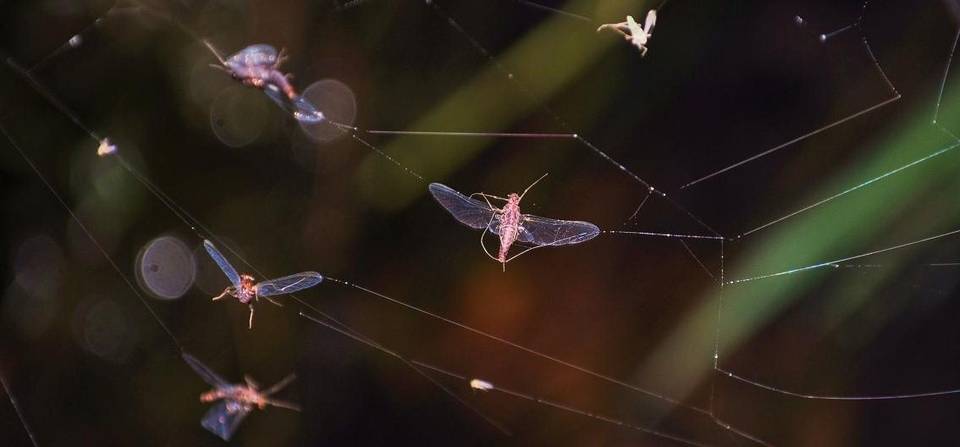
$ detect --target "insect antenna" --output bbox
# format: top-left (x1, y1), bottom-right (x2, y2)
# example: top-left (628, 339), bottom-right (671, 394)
top-left (201, 39), bottom-right (227, 65)
top-left (518, 173), bottom-right (549, 201)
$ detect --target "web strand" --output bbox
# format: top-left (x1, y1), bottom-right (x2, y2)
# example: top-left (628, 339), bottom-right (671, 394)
top-left (421, 1), bottom-right (776, 444)
top-left (323, 276), bottom-right (725, 420)
top-left (718, 368), bottom-right (960, 401)
top-left (0, 369), bottom-right (39, 447)
top-left (512, 0), bottom-right (593, 23)
top-left (0, 124), bottom-right (185, 353)
top-left (3, 46), bottom-right (511, 433)
top-left (728, 227), bottom-right (960, 285)
top-left (680, 5), bottom-right (900, 191)
top-left (737, 140), bottom-right (960, 239)
top-left (3, 13), bottom-right (739, 440)
top-left (297, 312), bottom-right (512, 435)
top-left (425, 0), bottom-right (723, 239)
top-left (410, 361), bottom-right (713, 447)
top-left (933, 29), bottom-right (960, 124)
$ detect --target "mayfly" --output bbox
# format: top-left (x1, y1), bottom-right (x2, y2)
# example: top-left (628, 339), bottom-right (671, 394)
top-left (182, 352), bottom-right (299, 441)
top-left (597, 10), bottom-right (657, 56)
top-left (202, 239), bottom-right (323, 328)
top-left (428, 175), bottom-right (600, 270)
top-left (203, 42), bottom-right (326, 123)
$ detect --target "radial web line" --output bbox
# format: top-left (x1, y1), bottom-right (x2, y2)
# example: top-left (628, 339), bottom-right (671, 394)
top-left (0, 369), bottom-right (39, 447)
top-left (680, 8), bottom-right (900, 190)
top-left (728, 227), bottom-right (960, 285)
top-left (738, 140), bottom-right (960, 238)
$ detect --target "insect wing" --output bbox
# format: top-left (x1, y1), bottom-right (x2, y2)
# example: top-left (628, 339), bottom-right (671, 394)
top-left (428, 183), bottom-right (500, 233)
top-left (201, 400), bottom-right (251, 441)
top-left (263, 84), bottom-right (291, 111)
top-left (256, 272), bottom-right (323, 297)
top-left (644, 10), bottom-right (657, 35)
top-left (203, 240), bottom-right (242, 288)
top-left (290, 95), bottom-right (325, 123)
top-left (182, 352), bottom-right (231, 388)
top-left (518, 215), bottom-right (600, 247)
top-left (261, 88), bottom-right (325, 123)
top-left (626, 15), bottom-right (641, 35)
top-left (228, 44), bottom-right (278, 68)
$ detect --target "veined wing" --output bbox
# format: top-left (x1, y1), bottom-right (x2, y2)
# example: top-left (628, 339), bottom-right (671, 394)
top-left (182, 352), bottom-right (230, 388)
top-left (228, 44), bottom-right (277, 68)
top-left (203, 240), bottom-right (241, 288)
top-left (428, 183), bottom-right (500, 233)
top-left (257, 272), bottom-right (323, 297)
top-left (201, 400), bottom-right (251, 441)
top-left (518, 215), bottom-right (601, 247)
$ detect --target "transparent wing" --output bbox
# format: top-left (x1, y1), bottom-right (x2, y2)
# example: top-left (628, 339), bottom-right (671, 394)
top-left (228, 44), bottom-right (277, 67)
top-left (428, 183), bottom-right (500, 233)
top-left (201, 400), bottom-right (251, 441)
top-left (182, 352), bottom-right (230, 388)
top-left (203, 240), bottom-right (241, 288)
top-left (290, 95), bottom-right (325, 123)
top-left (262, 88), bottom-right (325, 123)
top-left (644, 10), bottom-right (657, 35)
top-left (263, 84), bottom-right (289, 111)
top-left (518, 215), bottom-right (601, 246)
top-left (256, 272), bottom-right (323, 297)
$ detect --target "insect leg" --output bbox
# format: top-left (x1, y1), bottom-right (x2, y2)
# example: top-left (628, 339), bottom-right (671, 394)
top-left (470, 192), bottom-right (509, 203)
top-left (503, 229), bottom-right (589, 265)
top-left (265, 398), bottom-right (301, 412)
top-left (475, 194), bottom-right (505, 263)
top-left (479, 224), bottom-right (501, 263)
top-left (212, 289), bottom-right (230, 301)
top-left (263, 296), bottom-right (284, 307)
top-left (248, 305), bottom-right (255, 329)
top-left (263, 374), bottom-right (297, 396)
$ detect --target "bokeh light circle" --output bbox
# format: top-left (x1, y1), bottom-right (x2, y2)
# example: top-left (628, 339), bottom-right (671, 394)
top-left (135, 235), bottom-right (196, 300)
top-left (209, 86), bottom-right (270, 148)
top-left (298, 78), bottom-right (357, 143)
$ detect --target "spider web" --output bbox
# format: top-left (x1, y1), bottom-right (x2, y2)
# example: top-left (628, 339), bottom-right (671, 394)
top-left (3, 0), bottom-right (960, 446)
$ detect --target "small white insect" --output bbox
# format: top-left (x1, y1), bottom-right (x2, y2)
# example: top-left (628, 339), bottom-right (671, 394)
top-left (469, 379), bottom-right (494, 392)
top-left (97, 138), bottom-right (116, 157)
top-left (597, 10), bottom-right (657, 56)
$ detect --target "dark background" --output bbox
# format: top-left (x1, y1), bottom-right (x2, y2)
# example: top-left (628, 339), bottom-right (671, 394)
top-left (3, 0), bottom-right (960, 445)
